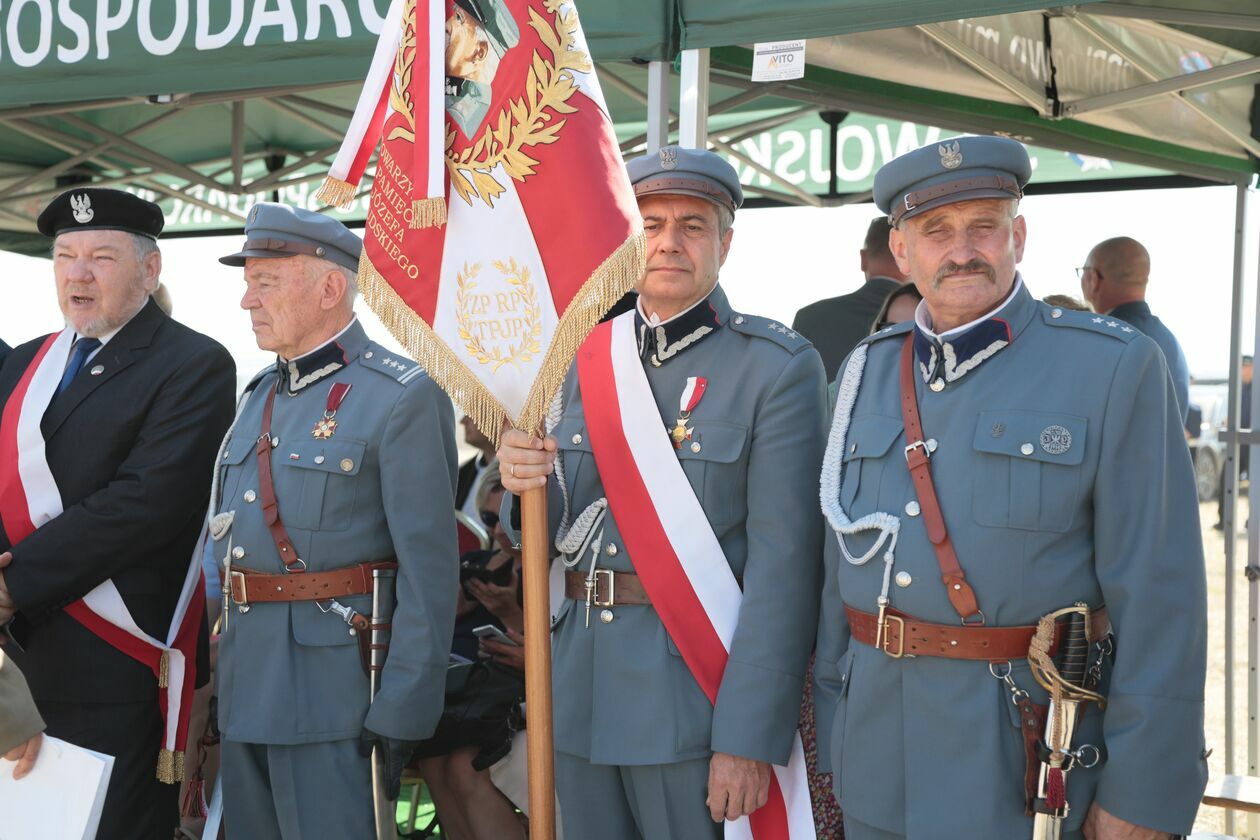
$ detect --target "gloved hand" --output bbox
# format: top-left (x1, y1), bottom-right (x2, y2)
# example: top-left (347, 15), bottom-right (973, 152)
top-left (357, 727), bottom-right (417, 801)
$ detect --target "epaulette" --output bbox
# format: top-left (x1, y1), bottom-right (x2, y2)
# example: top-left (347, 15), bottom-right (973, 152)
top-left (242, 364), bottom-right (274, 397)
top-left (359, 344), bottom-right (427, 385)
top-left (1041, 305), bottom-right (1140, 343)
top-left (856, 320), bottom-right (914, 349)
top-left (728, 313), bottom-right (813, 354)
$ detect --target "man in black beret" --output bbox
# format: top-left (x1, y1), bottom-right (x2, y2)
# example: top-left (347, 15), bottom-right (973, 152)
top-left (0, 187), bottom-right (235, 839)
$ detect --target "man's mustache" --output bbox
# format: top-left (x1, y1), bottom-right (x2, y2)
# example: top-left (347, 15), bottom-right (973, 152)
top-left (933, 259), bottom-right (996, 287)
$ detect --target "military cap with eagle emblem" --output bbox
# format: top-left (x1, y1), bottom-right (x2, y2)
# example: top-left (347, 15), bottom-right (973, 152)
top-left (873, 134), bottom-right (1032, 227)
top-left (626, 144), bottom-right (744, 214)
top-left (37, 187), bottom-right (165, 239)
top-left (219, 202), bottom-right (363, 272)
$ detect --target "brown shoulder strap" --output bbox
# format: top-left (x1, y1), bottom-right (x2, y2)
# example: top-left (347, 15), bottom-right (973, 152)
top-left (256, 385), bottom-right (304, 572)
top-left (898, 336), bottom-right (983, 624)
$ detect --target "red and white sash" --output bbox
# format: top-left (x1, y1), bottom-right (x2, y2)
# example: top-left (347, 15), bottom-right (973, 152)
top-left (0, 330), bottom-right (205, 783)
top-left (576, 313), bottom-right (815, 840)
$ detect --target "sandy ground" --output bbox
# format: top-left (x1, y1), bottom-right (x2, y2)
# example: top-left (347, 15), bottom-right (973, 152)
top-left (1199, 498), bottom-right (1251, 837)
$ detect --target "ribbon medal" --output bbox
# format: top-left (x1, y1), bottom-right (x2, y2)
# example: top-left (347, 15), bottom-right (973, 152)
top-left (670, 376), bottom-right (708, 449)
top-left (312, 382), bottom-right (352, 440)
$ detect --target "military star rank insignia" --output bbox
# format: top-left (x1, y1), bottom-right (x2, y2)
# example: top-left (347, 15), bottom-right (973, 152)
top-left (313, 382), bottom-right (352, 440)
top-left (1091, 317), bottom-right (1104, 324)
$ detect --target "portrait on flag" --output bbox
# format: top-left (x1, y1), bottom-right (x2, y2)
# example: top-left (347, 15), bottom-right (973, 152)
top-left (444, 0), bottom-right (521, 136)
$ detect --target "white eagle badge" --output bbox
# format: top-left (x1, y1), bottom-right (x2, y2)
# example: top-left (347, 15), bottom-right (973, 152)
top-left (70, 193), bottom-right (94, 224)
top-left (938, 141), bottom-right (963, 170)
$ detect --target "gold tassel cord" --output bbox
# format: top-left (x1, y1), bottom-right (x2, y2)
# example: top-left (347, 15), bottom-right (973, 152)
top-left (156, 749), bottom-right (178, 784)
top-left (315, 176), bottom-right (358, 210)
top-left (158, 649), bottom-right (170, 689)
top-left (409, 197), bottom-right (448, 229)
top-left (357, 229), bottom-right (644, 446)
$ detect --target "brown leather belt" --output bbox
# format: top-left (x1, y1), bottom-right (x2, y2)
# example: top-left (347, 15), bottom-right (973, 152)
top-left (846, 604), bottom-right (1110, 662)
top-left (229, 561), bottom-right (398, 607)
top-left (564, 570), bottom-right (651, 606)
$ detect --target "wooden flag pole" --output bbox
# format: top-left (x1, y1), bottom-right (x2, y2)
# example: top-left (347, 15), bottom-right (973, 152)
top-left (521, 484), bottom-right (556, 840)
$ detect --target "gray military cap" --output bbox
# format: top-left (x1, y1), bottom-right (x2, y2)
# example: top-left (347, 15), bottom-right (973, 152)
top-left (219, 202), bottom-right (363, 273)
top-left (626, 145), bottom-right (744, 214)
top-left (454, 0), bottom-right (520, 58)
top-left (873, 135), bottom-right (1031, 227)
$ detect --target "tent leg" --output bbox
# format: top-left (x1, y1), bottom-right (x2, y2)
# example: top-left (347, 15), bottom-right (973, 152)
top-left (646, 61), bottom-right (670, 153)
top-left (1225, 180), bottom-right (1248, 838)
top-left (1249, 180), bottom-right (1260, 840)
top-left (679, 49), bottom-right (710, 149)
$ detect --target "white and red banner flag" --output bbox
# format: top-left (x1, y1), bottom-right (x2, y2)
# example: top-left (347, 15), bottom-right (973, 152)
top-left (321, 0), bottom-right (644, 436)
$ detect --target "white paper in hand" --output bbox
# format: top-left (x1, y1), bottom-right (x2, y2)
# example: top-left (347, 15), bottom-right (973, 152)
top-left (0, 736), bottom-right (114, 840)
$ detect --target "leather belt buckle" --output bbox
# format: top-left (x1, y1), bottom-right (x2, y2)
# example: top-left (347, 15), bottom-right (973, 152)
top-left (880, 613), bottom-right (909, 659)
top-left (229, 570), bottom-right (250, 610)
top-left (904, 440), bottom-right (931, 463)
top-left (593, 569), bottom-right (616, 607)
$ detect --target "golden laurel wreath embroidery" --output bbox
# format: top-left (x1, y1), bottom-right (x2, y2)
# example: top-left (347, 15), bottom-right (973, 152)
top-left (446, 0), bottom-right (592, 208)
top-left (455, 259), bottom-right (544, 371)
top-left (387, 0), bottom-right (418, 143)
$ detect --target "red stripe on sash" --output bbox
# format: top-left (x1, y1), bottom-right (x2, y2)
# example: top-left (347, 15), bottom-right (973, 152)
top-left (0, 334), bottom-right (59, 543)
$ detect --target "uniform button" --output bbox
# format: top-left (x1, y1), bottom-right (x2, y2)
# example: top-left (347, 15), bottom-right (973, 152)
top-left (314, 455), bottom-right (326, 465)
top-left (364, 351), bottom-right (374, 359)
top-left (571, 433), bottom-right (583, 445)
top-left (90, 365), bottom-right (105, 376)
top-left (850, 443), bottom-right (857, 454)
top-left (895, 571), bottom-right (913, 588)
top-left (905, 501), bottom-right (920, 517)
top-left (1020, 443), bottom-right (1035, 456)
top-left (1051, 308), bottom-right (1063, 319)
top-left (600, 609), bottom-right (614, 623)
top-left (734, 316), bottom-right (745, 325)
top-left (690, 442), bottom-right (701, 453)
top-left (340, 458), bottom-right (354, 472)
top-left (243, 490), bottom-right (257, 503)
top-left (231, 546), bottom-right (245, 560)
top-left (271, 437), bottom-right (280, 448)
top-left (929, 380), bottom-right (945, 392)
top-left (605, 543), bottom-right (618, 556)
top-left (926, 438), bottom-right (938, 453)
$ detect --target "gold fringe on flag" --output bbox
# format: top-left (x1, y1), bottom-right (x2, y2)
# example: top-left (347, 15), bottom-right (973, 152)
top-left (356, 229), bottom-right (645, 447)
top-left (158, 649), bottom-right (170, 689)
top-left (156, 748), bottom-right (184, 784)
top-left (315, 176), bottom-right (358, 210)
top-left (409, 197), bottom-right (448, 229)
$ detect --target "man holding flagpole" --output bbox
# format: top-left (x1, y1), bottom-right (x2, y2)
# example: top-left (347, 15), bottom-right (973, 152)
top-left (0, 187), bottom-right (234, 839)
top-left (498, 146), bottom-right (827, 839)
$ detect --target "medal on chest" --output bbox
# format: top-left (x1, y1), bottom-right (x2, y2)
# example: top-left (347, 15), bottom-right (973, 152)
top-left (312, 382), bottom-right (352, 440)
top-left (670, 376), bottom-right (708, 448)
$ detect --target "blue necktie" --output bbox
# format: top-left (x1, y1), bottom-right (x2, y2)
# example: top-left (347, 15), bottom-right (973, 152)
top-left (56, 338), bottom-right (101, 396)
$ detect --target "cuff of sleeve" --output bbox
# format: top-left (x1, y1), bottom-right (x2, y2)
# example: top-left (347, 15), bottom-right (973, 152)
top-left (364, 666), bottom-right (448, 742)
top-left (1093, 692), bottom-right (1208, 835)
top-left (711, 659), bottom-right (805, 766)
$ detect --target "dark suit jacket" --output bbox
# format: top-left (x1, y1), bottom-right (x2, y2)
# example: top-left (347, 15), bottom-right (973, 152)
top-left (0, 339), bottom-right (9, 368)
top-left (792, 276), bottom-right (900, 382)
top-left (455, 456), bottom-right (485, 511)
top-left (0, 299), bottom-right (235, 704)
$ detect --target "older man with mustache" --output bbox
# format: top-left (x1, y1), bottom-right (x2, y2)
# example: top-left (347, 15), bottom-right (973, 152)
top-left (813, 136), bottom-right (1207, 840)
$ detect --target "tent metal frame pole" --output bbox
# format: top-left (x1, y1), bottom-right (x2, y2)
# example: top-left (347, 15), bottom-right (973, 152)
top-left (614, 77), bottom-right (785, 153)
top-left (261, 98), bottom-right (347, 141)
top-left (1081, 2), bottom-right (1260, 32)
top-left (1071, 15), bottom-right (1260, 159)
top-left (1249, 188), bottom-right (1260, 840)
top-left (138, 177), bottom-right (248, 224)
top-left (915, 23), bottom-right (1049, 114)
top-left (47, 114), bottom-right (230, 192)
top-left (1224, 180), bottom-right (1249, 838)
top-left (246, 144), bottom-right (341, 191)
top-left (646, 60), bottom-right (670, 153)
top-left (231, 102), bottom-right (246, 190)
top-left (708, 136), bottom-right (821, 207)
top-left (1063, 55), bottom-right (1260, 118)
top-left (279, 95), bottom-right (354, 121)
top-left (679, 49), bottom-right (710, 149)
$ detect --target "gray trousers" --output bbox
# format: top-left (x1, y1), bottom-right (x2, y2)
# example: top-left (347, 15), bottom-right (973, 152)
top-left (555, 751), bottom-right (721, 840)
top-left (221, 738), bottom-right (372, 840)
top-left (842, 816), bottom-right (1087, 840)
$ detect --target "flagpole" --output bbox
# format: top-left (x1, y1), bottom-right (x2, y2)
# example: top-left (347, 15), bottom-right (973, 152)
top-left (521, 484), bottom-right (556, 840)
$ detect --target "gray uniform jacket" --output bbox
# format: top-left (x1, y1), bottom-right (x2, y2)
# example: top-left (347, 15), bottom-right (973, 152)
top-left (215, 320), bottom-right (459, 745)
top-left (524, 285), bottom-right (828, 767)
top-left (815, 281), bottom-right (1207, 837)
top-left (0, 650), bottom-right (43, 754)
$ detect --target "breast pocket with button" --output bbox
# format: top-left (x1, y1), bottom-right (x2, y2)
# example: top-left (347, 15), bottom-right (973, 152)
top-left (218, 434), bottom-right (256, 507)
top-left (676, 421), bottom-right (749, 531)
top-left (552, 416), bottom-right (592, 495)
top-left (972, 411), bottom-right (1086, 532)
top-left (840, 415), bottom-right (905, 515)
top-left (279, 438), bottom-right (366, 532)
